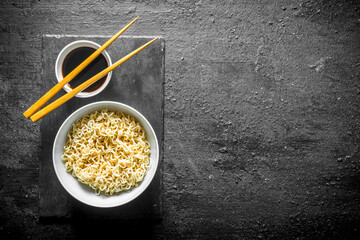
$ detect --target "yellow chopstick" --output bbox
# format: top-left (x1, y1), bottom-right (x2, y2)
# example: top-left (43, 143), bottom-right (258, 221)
top-left (30, 37), bottom-right (159, 123)
top-left (23, 16), bottom-right (139, 118)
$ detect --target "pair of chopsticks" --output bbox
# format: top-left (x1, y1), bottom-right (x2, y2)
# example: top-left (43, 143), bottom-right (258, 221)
top-left (24, 16), bottom-right (158, 122)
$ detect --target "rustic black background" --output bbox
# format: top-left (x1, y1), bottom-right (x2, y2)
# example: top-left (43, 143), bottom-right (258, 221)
top-left (1, 0), bottom-right (360, 239)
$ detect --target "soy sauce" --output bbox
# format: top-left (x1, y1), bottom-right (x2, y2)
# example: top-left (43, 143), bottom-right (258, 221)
top-left (62, 47), bottom-right (108, 93)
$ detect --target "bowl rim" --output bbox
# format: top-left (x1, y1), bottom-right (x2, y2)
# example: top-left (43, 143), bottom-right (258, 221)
top-left (55, 40), bottom-right (112, 98)
top-left (52, 101), bottom-right (159, 208)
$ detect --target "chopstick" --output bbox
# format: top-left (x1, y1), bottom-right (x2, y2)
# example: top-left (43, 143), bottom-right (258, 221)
top-left (23, 16), bottom-right (139, 118)
top-left (30, 37), bottom-right (159, 123)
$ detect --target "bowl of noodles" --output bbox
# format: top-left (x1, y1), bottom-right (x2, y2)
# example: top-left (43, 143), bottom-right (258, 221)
top-left (52, 101), bottom-right (159, 208)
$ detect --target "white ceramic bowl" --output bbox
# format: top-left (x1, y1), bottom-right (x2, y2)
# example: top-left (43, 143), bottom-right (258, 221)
top-left (53, 101), bottom-right (159, 208)
top-left (55, 40), bottom-right (112, 98)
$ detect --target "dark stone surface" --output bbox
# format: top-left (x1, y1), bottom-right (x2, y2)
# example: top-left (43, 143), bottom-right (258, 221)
top-left (0, 0), bottom-right (360, 239)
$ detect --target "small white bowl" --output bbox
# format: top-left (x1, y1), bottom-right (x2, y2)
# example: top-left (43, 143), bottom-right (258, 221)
top-left (55, 40), bottom-right (112, 98)
top-left (53, 101), bottom-right (159, 208)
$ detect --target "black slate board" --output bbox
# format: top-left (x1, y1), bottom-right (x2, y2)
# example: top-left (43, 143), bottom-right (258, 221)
top-left (39, 35), bottom-right (164, 218)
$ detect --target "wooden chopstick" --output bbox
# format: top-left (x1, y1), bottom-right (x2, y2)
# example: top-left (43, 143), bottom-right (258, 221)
top-left (30, 37), bottom-right (159, 123)
top-left (23, 16), bottom-right (139, 118)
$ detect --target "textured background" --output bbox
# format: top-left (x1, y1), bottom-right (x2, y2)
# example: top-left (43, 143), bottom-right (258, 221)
top-left (0, 0), bottom-right (360, 239)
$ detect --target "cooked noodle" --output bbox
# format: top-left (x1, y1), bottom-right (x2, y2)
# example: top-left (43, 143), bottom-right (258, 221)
top-left (62, 108), bottom-right (150, 195)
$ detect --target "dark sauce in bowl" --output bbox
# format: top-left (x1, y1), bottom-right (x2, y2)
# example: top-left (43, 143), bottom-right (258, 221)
top-left (62, 47), bottom-right (109, 93)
